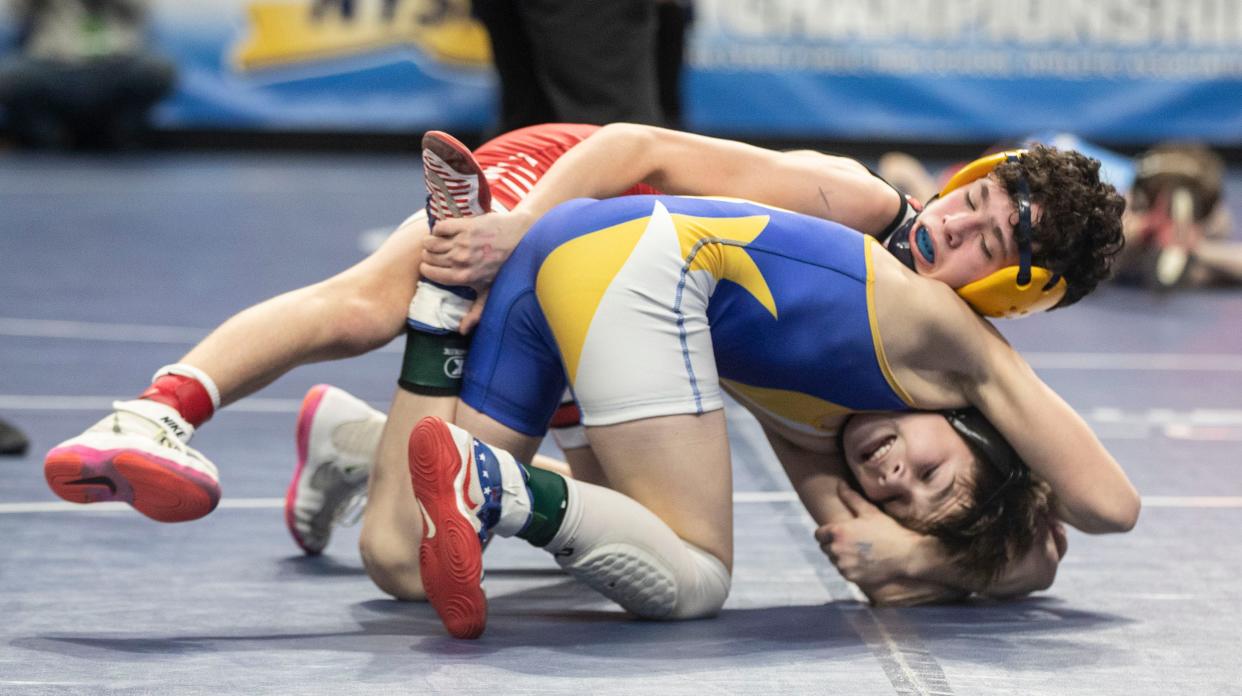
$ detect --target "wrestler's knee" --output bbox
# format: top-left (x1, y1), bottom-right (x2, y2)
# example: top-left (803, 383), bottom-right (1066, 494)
top-left (358, 525), bottom-right (426, 601)
top-left (308, 276), bottom-right (408, 356)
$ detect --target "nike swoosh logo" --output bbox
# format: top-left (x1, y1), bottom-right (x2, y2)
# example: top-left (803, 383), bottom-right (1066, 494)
top-left (418, 501), bottom-right (436, 539)
top-left (69, 476), bottom-right (117, 495)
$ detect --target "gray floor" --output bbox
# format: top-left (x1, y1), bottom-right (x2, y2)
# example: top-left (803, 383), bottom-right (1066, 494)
top-left (2, 153), bottom-right (1241, 695)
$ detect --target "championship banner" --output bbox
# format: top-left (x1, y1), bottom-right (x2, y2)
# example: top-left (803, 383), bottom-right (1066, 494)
top-left (146, 0), bottom-right (495, 130)
top-left (5, 0), bottom-right (1242, 141)
top-left (684, 0), bottom-right (1242, 143)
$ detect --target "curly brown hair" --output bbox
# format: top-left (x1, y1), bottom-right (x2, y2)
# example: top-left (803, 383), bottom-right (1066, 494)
top-left (915, 462), bottom-right (1055, 587)
top-left (991, 144), bottom-right (1127, 309)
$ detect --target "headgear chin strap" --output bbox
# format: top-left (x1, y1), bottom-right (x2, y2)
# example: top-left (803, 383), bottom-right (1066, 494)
top-left (939, 151), bottom-right (1068, 319)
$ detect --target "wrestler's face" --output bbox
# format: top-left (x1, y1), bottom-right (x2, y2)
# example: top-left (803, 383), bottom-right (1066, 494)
top-left (909, 176), bottom-right (1044, 288)
top-left (841, 412), bottom-right (979, 526)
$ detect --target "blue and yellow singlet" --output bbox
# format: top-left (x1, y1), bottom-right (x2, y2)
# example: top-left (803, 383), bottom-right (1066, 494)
top-left (461, 195), bottom-right (914, 437)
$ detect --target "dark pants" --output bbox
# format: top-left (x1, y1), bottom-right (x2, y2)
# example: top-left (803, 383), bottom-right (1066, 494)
top-left (472, 0), bottom-right (665, 135)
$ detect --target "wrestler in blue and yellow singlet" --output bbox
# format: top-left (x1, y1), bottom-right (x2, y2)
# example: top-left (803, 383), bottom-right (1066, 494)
top-left (461, 195), bottom-right (915, 438)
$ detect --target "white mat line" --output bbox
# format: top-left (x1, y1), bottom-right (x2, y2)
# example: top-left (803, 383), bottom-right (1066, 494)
top-left (1023, 352), bottom-right (1242, 371)
top-left (0, 317), bottom-right (401, 353)
top-left (3, 317), bottom-right (1240, 368)
top-left (3, 494), bottom-right (1240, 515)
top-left (5, 394), bottom-right (1242, 424)
top-left (0, 318), bottom-right (205, 344)
top-left (0, 395), bottom-right (305, 412)
top-left (732, 492), bottom-right (1242, 507)
top-left (0, 498), bottom-right (286, 514)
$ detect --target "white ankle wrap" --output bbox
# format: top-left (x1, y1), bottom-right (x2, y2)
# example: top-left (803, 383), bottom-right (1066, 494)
top-left (407, 281), bottom-right (472, 333)
top-left (546, 480), bottom-right (731, 620)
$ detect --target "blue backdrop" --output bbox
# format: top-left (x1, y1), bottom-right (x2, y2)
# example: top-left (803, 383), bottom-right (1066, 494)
top-left (4, 0), bottom-right (1241, 143)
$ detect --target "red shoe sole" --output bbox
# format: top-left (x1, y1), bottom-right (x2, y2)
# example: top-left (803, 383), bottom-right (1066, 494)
top-left (285, 384), bottom-right (331, 555)
top-left (409, 416), bottom-right (487, 639)
top-left (45, 446), bottom-right (219, 523)
top-left (422, 130), bottom-right (493, 213)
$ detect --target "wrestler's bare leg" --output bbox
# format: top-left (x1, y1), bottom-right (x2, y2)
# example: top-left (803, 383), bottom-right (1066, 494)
top-left (43, 213), bottom-right (432, 523)
top-left (410, 405), bottom-right (732, 634)
top-left (455, 404), bottom-right (733, 569)
top-left (182, 213), bottom-right (430, 405)
top-left (357, 389), bottom-right (451, 600)
top-left (357, 389), bottom-right (577, 599)
top-left (560, 447), bottom-right (608, 486)
top-left (578, 411), bottom-right (734, 570)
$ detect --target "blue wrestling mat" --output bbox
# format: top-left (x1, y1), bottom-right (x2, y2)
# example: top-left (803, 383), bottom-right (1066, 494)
top-left (1, 152), bottom-right (1241, 694)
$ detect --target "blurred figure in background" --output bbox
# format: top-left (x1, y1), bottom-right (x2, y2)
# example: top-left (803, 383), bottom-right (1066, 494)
top-left (654, 0), bottom-right (691, 130)
top-left (0, 417), bottom-right (29, 456)
top-left (471, 0), bottom-right (690, 135)
top-left (0, 0), bottom-right (175, 150)
top-left (1118, 143), bottom-right (1239, 288)
top-left (879, 136), bottom-right (1242, 291)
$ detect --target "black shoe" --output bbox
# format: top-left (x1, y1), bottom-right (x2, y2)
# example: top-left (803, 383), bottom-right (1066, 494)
top-left (0, 418), bottom-right (30, 456)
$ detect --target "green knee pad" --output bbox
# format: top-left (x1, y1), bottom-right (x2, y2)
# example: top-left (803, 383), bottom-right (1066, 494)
top-left (397, 328), bottom-right (471, 396)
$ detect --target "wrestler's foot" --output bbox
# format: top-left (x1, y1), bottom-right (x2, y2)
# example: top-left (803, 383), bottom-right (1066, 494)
top-left (422, 130), bottom-right (492, 223)
top-left (408, 131), bottom-right (490, 337)
top-left (409, 417), bottom-right (532, 639)
top-left (286, 385), bottom-right (385, 555)
top-left (44, 399), bottom-right (220, 522)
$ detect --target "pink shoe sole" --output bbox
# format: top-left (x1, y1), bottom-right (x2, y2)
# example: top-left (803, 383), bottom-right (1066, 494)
top-left (44, 445), bottom-right (219, 523)
top-left (285, 384), bottom-right (331, 555)
top-left (409, 416), bottom-right (487, 640)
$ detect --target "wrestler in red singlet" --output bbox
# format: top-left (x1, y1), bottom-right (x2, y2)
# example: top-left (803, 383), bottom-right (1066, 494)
top-left (474, 124), bottom-right (657, 210)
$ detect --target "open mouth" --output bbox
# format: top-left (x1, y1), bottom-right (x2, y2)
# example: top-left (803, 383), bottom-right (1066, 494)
top-left (860, 434), bottom-right (896, 464)
top-left (915, 226), bottom-right (935, 264)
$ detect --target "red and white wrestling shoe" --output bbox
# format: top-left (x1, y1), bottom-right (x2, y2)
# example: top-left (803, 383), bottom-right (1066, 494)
top-left (407, 417), bottom-right (490, 639)
top-left (44, 399), bottom-right (220, 522)
top-left (409, 416), bottom-right (533, 639)
top-left (422, 130), bottom-right (492, 222)
top-left (286, 385), bottom-right (385, 555)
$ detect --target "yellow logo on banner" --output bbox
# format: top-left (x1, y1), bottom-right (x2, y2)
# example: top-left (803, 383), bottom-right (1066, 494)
top-left (232, 0), bottom-right (491, 72)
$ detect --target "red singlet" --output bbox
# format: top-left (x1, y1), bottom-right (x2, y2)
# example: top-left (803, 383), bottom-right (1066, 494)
top-left (473, 123), bottom-right (658, 210)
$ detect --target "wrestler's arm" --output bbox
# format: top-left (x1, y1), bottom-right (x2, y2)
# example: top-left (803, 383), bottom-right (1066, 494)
top-left (912, 292), bottom-right (1141, 534)
top-left (904, 514), bottom-right (1067, 599)
top-left (512, 124), bottom-right (902, 234)
top-left (760, 422), bottom-right (965, 605)
top-left (424, 124), bottom-right (903, 290)
top-left (765, 422), bottom-right (1063, 602)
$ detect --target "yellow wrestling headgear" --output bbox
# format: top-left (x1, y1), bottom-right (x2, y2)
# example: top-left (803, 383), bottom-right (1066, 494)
top-left (940, 151), bottom-right (1068, 319)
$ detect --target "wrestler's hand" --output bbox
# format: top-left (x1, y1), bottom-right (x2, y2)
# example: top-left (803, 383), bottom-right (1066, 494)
top-left (421, 210), bottom-right (534, 290)
top-left (978, 513), bottom-right (1068, 599)
top-left (865, 578), bottom-right (969, 607)
top-left (815, 481), bottom-right (924, 587)
top-left (458, 287), bottom-right (490, 335)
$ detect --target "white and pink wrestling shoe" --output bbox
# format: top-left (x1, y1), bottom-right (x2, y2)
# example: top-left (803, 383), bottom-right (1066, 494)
top-left (285, 384), bottom-right (385, 555)
top-left (44, 399), bottom-right (220, 522)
